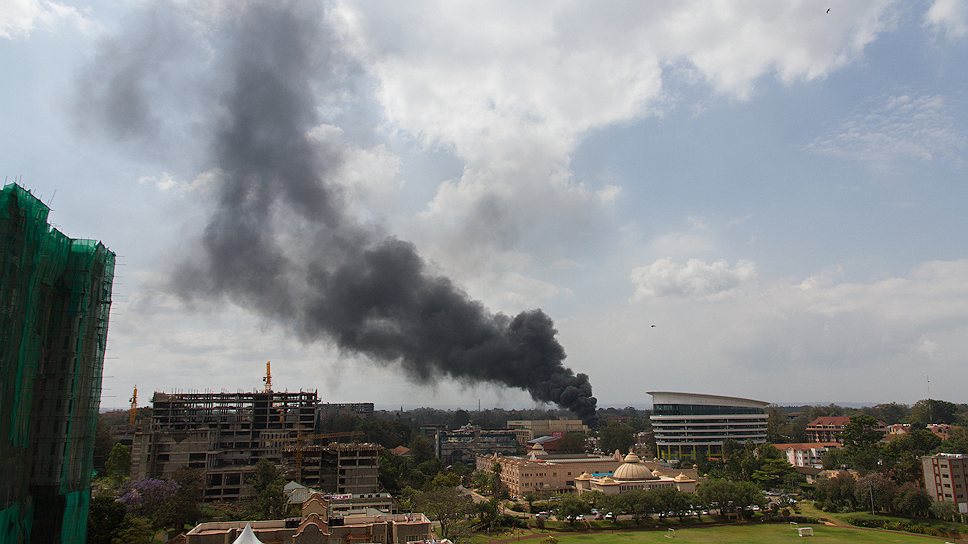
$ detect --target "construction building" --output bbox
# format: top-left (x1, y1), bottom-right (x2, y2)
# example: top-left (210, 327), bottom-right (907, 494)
top-left (131, 388), bottom-right (318, 501)
top-left (435, 425), bottom-right (521, 465)
top-left (284, 442), bottom-right (383, 496)
top-left (1, 184), bottom-right (115, 543)
top-left (317, 402), bottom-right (375, 419)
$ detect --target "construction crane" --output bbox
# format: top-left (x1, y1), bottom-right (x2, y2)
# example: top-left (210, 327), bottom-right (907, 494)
top-left (128, 385), bottom-right (138, 426)
top-left (262, 360), bottom-right (272, 392)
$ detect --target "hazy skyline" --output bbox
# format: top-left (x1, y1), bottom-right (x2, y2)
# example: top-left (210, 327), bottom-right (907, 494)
top-left (2, 0), bottom-right (967, 411)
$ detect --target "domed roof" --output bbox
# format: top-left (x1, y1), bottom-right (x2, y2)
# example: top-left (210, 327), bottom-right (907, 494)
top-left (613, 451), bottom-right (658, 481)
top-left (575, 472), bottom-right (592, 481)
top-left (674, 473), bottom-right (693, 482)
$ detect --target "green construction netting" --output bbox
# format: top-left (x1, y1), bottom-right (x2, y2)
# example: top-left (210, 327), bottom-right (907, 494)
top-left (1, 184), bottom-right (114, 544)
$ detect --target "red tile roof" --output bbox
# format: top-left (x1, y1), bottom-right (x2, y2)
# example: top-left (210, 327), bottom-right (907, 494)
top-left (806, 416), bottom-right (852, 427)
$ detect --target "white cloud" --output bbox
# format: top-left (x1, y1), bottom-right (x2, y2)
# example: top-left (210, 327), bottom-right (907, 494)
top-left (569, 259), bottom-right (968, 405)
top-left (806, 93), bottom-right (967, 167)
top-left (330, 0), bottom-right (898, 278)
top-left (0, 0), bottom-right (88, 39)
top-left (631, 258), bottom-right (758, 299)
top-left (925, 0), bottom-right (968, 39)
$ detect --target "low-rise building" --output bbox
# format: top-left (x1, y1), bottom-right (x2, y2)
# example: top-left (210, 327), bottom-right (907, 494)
top-left (888, 423), bottom-right (960, 442)
top-left (772, 442), bottom-right (841, 469)
top-left (922, 453), bottom-right (968, 513)
top-left (505, 419), bottom-right (589, 443)
top-left (805, 416), bottom-right (886, 443)
top-left (574, 451), bottom-right (697, 495)
top-left (186, 493), bottom-right (433, 544)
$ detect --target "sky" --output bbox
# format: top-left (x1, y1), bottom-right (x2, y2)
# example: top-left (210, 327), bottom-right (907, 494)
top-left (2, 0), bottom-right (967, 411)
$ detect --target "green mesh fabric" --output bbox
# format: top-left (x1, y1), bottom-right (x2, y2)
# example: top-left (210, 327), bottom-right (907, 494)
top-left (1, 184), bottom-right (114, 544)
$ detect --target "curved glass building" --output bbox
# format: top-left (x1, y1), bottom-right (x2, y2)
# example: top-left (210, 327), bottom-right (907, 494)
top-left (648, 391), bottom-right (769, 461)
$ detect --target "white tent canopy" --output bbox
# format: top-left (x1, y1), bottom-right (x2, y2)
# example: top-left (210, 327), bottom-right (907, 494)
top-left (232, 523), bottom-right (264, 544)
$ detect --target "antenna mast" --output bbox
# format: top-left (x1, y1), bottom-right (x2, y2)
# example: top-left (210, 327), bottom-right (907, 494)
top-left (263, 360), bottom-right (272, 392)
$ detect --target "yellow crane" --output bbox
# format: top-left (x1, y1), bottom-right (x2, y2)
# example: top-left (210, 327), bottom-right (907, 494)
top-left (128, 385), bottom-right (138, 426)
top-left (262, 360), bottom-right (272, 392)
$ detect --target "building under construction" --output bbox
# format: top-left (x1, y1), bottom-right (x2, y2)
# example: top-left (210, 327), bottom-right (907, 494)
top-left (0, 184), bottom-right (115, 543)
top-left (131, 387), bottom-right (319, 501)
top-left (286, 442), bottom-right (382, 495)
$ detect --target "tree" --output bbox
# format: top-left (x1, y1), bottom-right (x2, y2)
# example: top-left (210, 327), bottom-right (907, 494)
top-left (249, 459), bottom-right (286, 520)
top-left (87, 496), bottom-right (126, 544)
top-left (941, 427), bottom-right (968, 454)
top-left (910, 399), bottom-right (959, 425)
top-left (111, 515), bottom-right (154, 544)
top-left (452, 409), bottom-right (471, 428)
top-left (409, 434), bottom-right (435, 465)
top-left (92, 416), bottom-right (117, 475)
top-left (105, 443), bottom-right (131, 483)
top-left (881, 430), bottom-right (940, 483)
top-left (843, 415), bottom-right (884, 449)
top-left (411, 486), bottom-right (473, 540)
top-left (815, 473), bottom-right (857, 511)
top-left (160, 467), bottom-right (205, 531)
top-left (854, 473), bottom-right (897, 514)
top-left (556, 432), bottom-right (587, 454)
top-left (893, 482), bottom-right (931, 517)
top-left (598, 422), bottom-right (634, 455)
top-left (930, 499), bottom-right (959, 521)
top-left (555, 494), bottom-right (589, 523)
top-left (751, 457), bottom-right (795, 490)
top-left (842, 415), bottom-right (885, 471)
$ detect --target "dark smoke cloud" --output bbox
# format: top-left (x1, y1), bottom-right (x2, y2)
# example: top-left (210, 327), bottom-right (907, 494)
top-left (78, 0), bottom-right (597, 424)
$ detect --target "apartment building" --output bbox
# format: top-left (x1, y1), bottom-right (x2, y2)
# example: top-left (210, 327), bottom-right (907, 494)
top-left (922, 453), bottom-right (968, 513)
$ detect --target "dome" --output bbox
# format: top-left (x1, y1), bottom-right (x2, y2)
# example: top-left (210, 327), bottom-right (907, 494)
top-left (575, 472), bottom-right (593, 481)
top-left (674, 473), bottom-right (693, 482)
top-left (613, 451), bottom-right (658, 481)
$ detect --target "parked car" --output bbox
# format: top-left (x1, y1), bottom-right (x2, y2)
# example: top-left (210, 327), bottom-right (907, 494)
top-left (604, 512), bottom-right (614, 520)
top-left (575, 515), bottom-right (584, 521)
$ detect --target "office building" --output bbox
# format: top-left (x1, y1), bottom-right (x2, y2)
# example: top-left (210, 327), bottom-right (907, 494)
top-left (649, 391), bottom-right (769, 461)
top-left (1, 184), bottom-right (115, 543)
top-left (435, 425), bottom-right (521, 465)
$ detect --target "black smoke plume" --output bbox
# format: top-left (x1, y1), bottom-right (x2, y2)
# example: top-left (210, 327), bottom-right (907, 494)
top-left (79, 1), bottom-right (597, 424)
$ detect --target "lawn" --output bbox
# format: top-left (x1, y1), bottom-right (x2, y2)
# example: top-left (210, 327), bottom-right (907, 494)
top-left (536, 524), bottom-right (949, 543)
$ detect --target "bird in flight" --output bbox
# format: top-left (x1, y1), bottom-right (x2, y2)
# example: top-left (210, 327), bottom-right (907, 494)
top-left (650, 324), bottom-right (657, 328)
top-left (826, 8), bottom-right (831, 13)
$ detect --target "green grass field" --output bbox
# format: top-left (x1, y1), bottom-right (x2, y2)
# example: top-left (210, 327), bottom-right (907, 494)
top-left (474, 524), bottom-right (952, 543)
top-left (543, 524), bottom-right (947, 543)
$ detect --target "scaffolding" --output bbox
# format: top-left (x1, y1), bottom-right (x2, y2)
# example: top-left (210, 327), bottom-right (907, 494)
top-left (1, 183), bottom-right (115, 544)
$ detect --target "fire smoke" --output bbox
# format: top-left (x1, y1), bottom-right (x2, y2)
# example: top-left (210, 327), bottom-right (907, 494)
top-left (79, 0), bottom-right (598, 424)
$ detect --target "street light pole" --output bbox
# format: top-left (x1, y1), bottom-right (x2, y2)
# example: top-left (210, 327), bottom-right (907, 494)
top-left (869, 482), bottom-right (875, 515)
